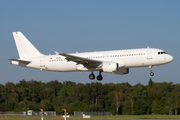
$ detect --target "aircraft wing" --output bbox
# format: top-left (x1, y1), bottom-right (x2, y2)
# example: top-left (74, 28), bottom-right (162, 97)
top-left (57, 52), bottom-right (102, 68)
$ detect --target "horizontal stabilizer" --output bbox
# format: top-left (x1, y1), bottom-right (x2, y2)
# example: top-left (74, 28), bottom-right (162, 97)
top-left (8, 59), bottom-right (31, 64)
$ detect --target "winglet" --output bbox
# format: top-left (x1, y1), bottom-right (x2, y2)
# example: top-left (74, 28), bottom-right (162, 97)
top-left (54, 51), bottom-right (59, 55)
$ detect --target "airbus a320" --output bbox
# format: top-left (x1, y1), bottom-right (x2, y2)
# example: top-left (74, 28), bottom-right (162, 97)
top-left (8, 32), bottom-right (173, 81)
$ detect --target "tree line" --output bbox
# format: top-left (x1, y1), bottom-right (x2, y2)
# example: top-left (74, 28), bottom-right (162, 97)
top-left (0, 79), bottom-right (180, 115)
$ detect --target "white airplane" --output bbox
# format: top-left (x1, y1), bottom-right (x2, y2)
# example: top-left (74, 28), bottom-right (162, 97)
top-left (8, 32), bottom-right (173, 81)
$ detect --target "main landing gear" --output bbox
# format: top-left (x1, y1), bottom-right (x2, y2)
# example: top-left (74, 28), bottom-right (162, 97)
top-left (89, 73), bottom-right (95, 80)
top-left (97, 71), bottom-right (103, 81)
top-left (89, 71), bottom-right (103, 81)
top-left (149, 66), bottom-right (154, 76)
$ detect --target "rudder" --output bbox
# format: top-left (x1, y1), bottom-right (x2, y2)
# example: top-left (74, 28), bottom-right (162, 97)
top-left (12, 32), bottom-right (43, 59)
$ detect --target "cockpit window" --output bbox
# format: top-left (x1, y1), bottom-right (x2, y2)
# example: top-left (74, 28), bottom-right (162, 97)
top-left (158, 51), bottom-right (167, 55)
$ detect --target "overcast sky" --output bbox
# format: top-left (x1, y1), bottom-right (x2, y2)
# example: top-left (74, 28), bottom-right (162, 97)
top-left (0, 0), bottom-right (179, 85)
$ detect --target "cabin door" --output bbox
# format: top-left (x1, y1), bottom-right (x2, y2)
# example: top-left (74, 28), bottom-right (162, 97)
top-left (147, 49), bottom-right (152, 59)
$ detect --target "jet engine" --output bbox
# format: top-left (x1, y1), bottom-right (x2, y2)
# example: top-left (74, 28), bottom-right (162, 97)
top-left (102, 62), bottom-right (119, 73)
top-left (114, 68), bottom-right (129, 75)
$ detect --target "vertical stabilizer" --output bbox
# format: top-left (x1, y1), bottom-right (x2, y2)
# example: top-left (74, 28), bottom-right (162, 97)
top-left (12, 32), bottom-right (43, 59)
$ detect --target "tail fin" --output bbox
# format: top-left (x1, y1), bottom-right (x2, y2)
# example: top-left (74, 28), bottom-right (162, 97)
top-left (12, 32), bottom-right (43, 59)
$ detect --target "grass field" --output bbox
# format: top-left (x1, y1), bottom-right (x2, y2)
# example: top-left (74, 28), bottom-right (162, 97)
top-left (1, 115), bottom-right (180, 120)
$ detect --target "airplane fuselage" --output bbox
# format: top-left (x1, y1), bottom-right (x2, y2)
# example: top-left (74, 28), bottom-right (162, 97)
top-left (9, 32), bottom-right (173, 81)
top-left (12, 48), bottom-right (173, 72)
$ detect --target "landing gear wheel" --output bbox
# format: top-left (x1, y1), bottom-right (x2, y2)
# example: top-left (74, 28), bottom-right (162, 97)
top-left (97, 75), bottom-right (103, 81)
top-left (149, 66), bottom-right (154, 76)
top-left (89, 73), bottom-right (95, 80)
top-left (150, 72), bottom-right (154, 76)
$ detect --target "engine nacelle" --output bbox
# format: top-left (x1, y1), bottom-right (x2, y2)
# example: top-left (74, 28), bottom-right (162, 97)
top-left (102, 62), bottom-right (119, 73)
top-left (114, 68), bottom-right (129, 75)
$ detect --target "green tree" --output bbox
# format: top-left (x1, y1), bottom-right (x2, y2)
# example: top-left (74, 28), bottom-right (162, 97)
top-left (148, 78), bottom-right (154, 88)
top-left (151, 100), bottom-right (164, 114)
top-left (90, 82), bottom-right (103, 104)
top-left (133, 99), bottom-right (147, 115)
top-left (39, 99), bottom-right (53, 111)
top-left (122, 100), bottom-right (131, 115)
top-left (173, 84), bottom-right (180, 115)
top-left (108, 91), bottom-right (123, 114)
top-left (58, 81), bottom-right (76, 105)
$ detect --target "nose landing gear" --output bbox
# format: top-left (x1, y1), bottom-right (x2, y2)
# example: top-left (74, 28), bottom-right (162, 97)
top-left (150, 72), bottom-right (154, 76)
top-left (149, 66), bottom-right (154, 76)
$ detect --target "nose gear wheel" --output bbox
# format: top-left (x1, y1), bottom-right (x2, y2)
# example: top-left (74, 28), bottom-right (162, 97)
top-left (149, 66), bottom-right (154, 76)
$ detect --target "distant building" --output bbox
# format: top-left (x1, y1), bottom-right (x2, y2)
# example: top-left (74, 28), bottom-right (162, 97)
top-left (27, 110), bottom-right (34, 115)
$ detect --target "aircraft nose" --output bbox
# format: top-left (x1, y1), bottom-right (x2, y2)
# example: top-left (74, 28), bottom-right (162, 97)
top-left (168, 55), bottom-right (173, 63)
